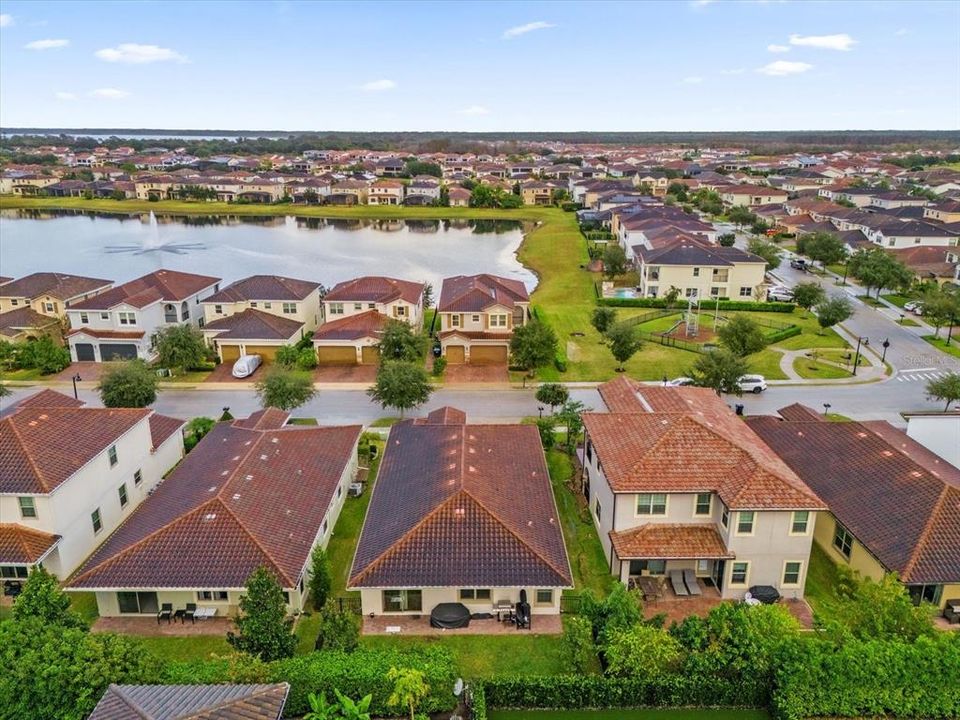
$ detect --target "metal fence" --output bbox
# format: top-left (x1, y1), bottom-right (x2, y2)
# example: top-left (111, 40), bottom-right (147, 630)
top-left (334, 596), bottom-right (363, 615)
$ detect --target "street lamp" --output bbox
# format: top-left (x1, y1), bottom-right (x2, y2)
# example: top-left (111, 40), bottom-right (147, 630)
top-left (71, 373), bottom-right (81, 400)
top-left (823, 403), bottom-right (832, 416)
top-left (852, 336), bottom-right (868, 376)
top-left (537, 405), bottom-right (544, 419)
top-left (899, 313), bottom-right (905, 325)
top-left (841, 260), bottom-right (850, 286)
top-left (881, 338), bottom-right (890, 364)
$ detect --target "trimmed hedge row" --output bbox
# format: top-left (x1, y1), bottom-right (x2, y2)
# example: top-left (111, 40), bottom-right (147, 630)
top-left (764, 325), bottom-right (803, 344)
top-left (598, 297), bottom-right (797, 313)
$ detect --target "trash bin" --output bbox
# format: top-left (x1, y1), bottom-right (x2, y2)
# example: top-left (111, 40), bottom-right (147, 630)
top-left (735, 404), bottom-right (745, 416)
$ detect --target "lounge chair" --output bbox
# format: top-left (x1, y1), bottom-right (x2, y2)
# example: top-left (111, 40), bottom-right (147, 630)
top-left (184, 603), bottom-right (197, 624)
top-left (669, 570), bottom-right (688, 596)
top-left (157, 603), bottom-right (173, 624)
top-left (683, 569), bottom-right (702, 596)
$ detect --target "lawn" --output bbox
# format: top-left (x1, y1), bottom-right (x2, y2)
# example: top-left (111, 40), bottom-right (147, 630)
top-left (1, 367), bottom-right (46, 381)
top-left (747, 349), bottom-right (786, 379)
top-left (899, 317), bottom-right (920, 327)
top-left (922, 335), bottom-right (960, 360)
top-left (139, 635), bottom-right (232, 662)
top-left (881, 293), bottom-right (915, 309)
top-left (804, 542), bottom-right (843, 622)
top-left (814, 348), bottom-right (871, 368)
top-left (793, 357), bottom-right (851, 380)
top-left (287, 417), bottom-right (319, 425)
top-left (159, 369), bottom-right (214, 383)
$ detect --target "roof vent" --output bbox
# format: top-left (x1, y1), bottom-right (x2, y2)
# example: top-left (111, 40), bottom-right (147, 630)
top-left (244, 440), bottom-right (252, 445)
top-left (856, 432), bottom-right (868, 438)
top-left (244, 474), bottom-right (253, 481)
top-left (232, 456), bottom-right (240, 461)
top-left (881, 450), bottom-right (894, 457)
top-left (910, 470), bottom-right (922, 478)
top-left (208, 485), bottom-right (217, 492)
top-left (454, 507), bottom-right (465, 517)
top-left (468, 465), bottom-right (476, 473)
top-left (271, 437), bottom-right (279, 443)
top-left (448, 463), bottom-right (457, 470)
top-left (203, 513), bottom-right (216, 521)
top-left (232, 493), bottom-right (241, 500)
top-left (220, 470), bottom-right (229, 476)
top-left (38, 414), bottom-right (48, 420)
top-left (260, 454), bottom-right (268, 460)
top-left (468, 447), bottom-right (476, 454)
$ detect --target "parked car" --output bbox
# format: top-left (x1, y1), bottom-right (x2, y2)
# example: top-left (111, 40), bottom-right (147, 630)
top-left (789, 258), bottom-right (808, 271)
top-left (767, 286), bottom-right (794, 302)
top-left (231, 354), bottom-right (262, 378)
top-left (665, 376), bottom-right (695, 387)
top-left (738, 374), bottom-right (768, 394)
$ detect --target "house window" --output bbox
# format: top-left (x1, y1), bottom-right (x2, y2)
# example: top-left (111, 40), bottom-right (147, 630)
top-left (214, 304), bottom-right (222, 314)
top-left (1, 566), bottom-right (29, 579)
top-left (791, 511), bottom-right (809, 535)
top-left (329, 303), bottom-right (344, 315)
top-left (322, 519), bottom-right (328, 535)
top-left (736, 511), bottom-right (755, 535)
top-left (282, 592), bottom-right (291, 605)
top-left (451, 314), bottom-right (460, 327)
top-left (250, 302), bottom-right (258, 308)
top-left (134, 469), bottom-right (142, 486)
top-left (354, 303), bottom-right (363, 311)
top-left (10, 299), bottom-right (17, 306)
top-left (44, 302), bottom-right (56, 313)
top-left (337, 484), bottom-right (343, 498)
top-left (108, 445), bottom-right (118, 467)
top-left (458, 589), bottom-right (492, 601)
top-left (18, 497), bottom-right (37, 519)
top-left (282, 303), bottom-right (296, 314)
top-left (118, 312), bottom-right (136, 325)
top-left (117, 591), bottom-right (158, 614)
top-left (382, 589), bottom-right (422, 612)
top-left (685, 288), bottom-right (698, 298)
top-left (263, 302), bottom-right (272, 309)
top-left (721, 504), bottom-right (729, 528)
top-left (100, 312), bottom-right (109, 320)
top-left (118, 483), bottom-right (128, 508)
top-left (647, 286), bottom-right (658, 298)
top-left (80, 313), bottom-right (89, 324)
top-left (197, 590), bottom-right (229, 602)
top-left (739, 287), bottom-right (752, 297)
top-left (695, 493), bottom-right (712, 516)
top-left (730, 561), bottom-right (750, 586)
top-left (535, 589), bottom-right (554, 605)
top-left (782, 561), bottom-right (803, 586)
top-left (907, 584), bottom-right (943, 606)
top-left (91, 508), bottom-right (103, 534)
top-left (710, 286), bottom-right (721, 297)
top-left (647, 559), bottom-right (667, 575)
top-left (368, 303), bottom-right (376, 309)
top-left (490, 314), bottom-right (508, 328)
top-left (594, 498), bottom-right (602, 522)
top-left (396, 305), bottom-right (407, 316)
top-left (472, 314), bottom-right (480, 323)
top-left (636, 493), bottom-right (667, 516)
top-left (692, 267), bottom-right (700, 277)
top-left (833, 522), bottom-right (854, 559)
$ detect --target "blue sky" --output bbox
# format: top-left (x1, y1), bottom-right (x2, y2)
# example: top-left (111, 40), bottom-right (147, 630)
top-left (0, 0), bottom-right (957, 131)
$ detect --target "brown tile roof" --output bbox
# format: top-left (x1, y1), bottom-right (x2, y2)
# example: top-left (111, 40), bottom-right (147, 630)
top-left (777, 403), bottom-right (826, 422)
top-left (610, 524), bottom-right (734, 560)
top-left (88, 683), bottom-right (289, 720)
top-left (324, 276), bottom-right (424, 305)
top-left (598, 376), bottom-right (729, 414)
top-left (70, 270), bottom-right (220, 310)
top-left (747, 414), bottom-right (960, 584)
top-left (232, 408), bottom-right (290, 430)
top-left (0, 407), bottom-right (151, 494)
top-left (418, 406), bottom-right (467, 425)
top-left (204, 275), bottom-right (320, 303)
top-left (438, 274), bottom-right (529, 313)
top-left (149, 414), bottom-right (184, 449)
top-left (0, 272), bottom-right (112, 302)
top-left (349, 413), bottom-right (572, 589)
top-left (0, 524), bottom-right (61, 564)
top-left (66, 328), bottom-right (146, 339)
top-left (0, 307), bottom-right (60, 337)
top-left (313, 310), bottom-right (387, 342)
top-left (202, 308), bottom-right (303, 341)
top-left (12, 388), bottom-right (84, 410)
top-left (68, 419), bottom-right (361, 590)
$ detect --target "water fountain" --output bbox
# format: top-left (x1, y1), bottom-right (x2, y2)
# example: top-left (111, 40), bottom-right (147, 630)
top-left (103, 211), bottom-right (207, 256)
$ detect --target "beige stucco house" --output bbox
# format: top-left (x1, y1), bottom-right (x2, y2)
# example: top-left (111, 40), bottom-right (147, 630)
top-left (0, 272), bottom-right (114, 318)
top-left (721, 186), bottom-right (790, 207)
top-left (633, 239), bottom-right (769, 300)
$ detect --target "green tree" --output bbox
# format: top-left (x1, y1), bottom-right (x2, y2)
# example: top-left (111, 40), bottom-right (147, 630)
top-left (747, 237), bottom-right (782, 271)
top-left (561, 615), bottom-right (597, 674)
top-left (535, 382), bottom-right (569, 413)
top-left (387, 666), bottom-right (430, 720)
top-left (377, 319), bottom-right (427, 362)
top-left (579, 583), bottom-right (644, 647)
top-left (151, 324), bottom-right (207, 372)
top-left (728, 205), bottom-right (756, 228)
top-left (606, 321), bottom-right (643, 371)
top-left (275, 344), bottom-right (301, 368)
top-left (666, 182), bottom-right (689, 201)
top-left (404, 160), bottom-right (442, 178)
top-left (791, 282), bottom-right (827, 313)
top-left (422, 282), bottom-right (434, 309)
top-left (18, 336), bottom-right (71, 374)
top-left (367, 361), bottom-right (432, 417)
top-left (183, 416), bottom-right (215, 452)
top-left (98, 360), bottom-right (158, 408)
top-left (11, 566), bottom-right (85, 629)
top-left (510, 320), bottom-right (558, 381)
top-left (313, 600), bottom-right (360, 652)
top-left (556, 399), bottom-right (588, 454)
top-left (919, 287), bottom-right (959, 338)
top-left (227, 566), bottom-right (297, 661)
top-left (803, 231), bottom-right (847, 269)
top-left (847, 248), bottom-right (913, 298)
top-left (605, 624), bottom-right (682, 679)
top-left (297, 346), bottom-right (319, 370)
top-left (0, 378), bottom-right (10, 397)
top-left (309, 545), bottom-right (333, 611)
top-left (926, 371), bottom-right (960, 411)
top-left (602, 243), bottom-right (629, 279)
top-left (535, 416), bottom-right (557, 449)
top-left (591, 306), bottom-right (618, 336)
top-left (718, 232), bottom-right (736, 247)
top-left (718, 315), bottom-right (766, 357)
top-left (692, 348), bottom-right (748, 396)
top-left (814, 296), bottom-right (854, 334)
top-left (255, 367), bottom-right (317, 411)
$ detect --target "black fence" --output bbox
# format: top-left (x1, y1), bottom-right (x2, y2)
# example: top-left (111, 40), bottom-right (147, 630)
top-left (334, 596), bottom-right (363, 615)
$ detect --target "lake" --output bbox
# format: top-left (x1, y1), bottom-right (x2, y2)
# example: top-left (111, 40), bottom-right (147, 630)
top-left (489, 709), bottom-right (769, 720)
top-left (0, 210), bottom-right (536, 292)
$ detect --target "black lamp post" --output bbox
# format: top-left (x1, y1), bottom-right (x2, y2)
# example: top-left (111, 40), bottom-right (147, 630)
top-left (71, 373), bottom-right (81, 400)
top-left (823, 403), bottom-right (831, 416)
top-left (852, 337), bottom-right (867, 376)
top-left (881, 338), bottom-right (890, 364)
top-left (538, 405), bottom-right (544, 419)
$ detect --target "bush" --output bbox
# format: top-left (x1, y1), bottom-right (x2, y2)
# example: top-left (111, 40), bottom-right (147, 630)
top-left (312, 601), bottom-right (359, 652)
top-left (598, 297), bottom-right (796, 313)
top-left (561, 616), bottom-right (597, 674)
top-left (431, 356), bottom-right (447, 376)
top-left (17, 336), bottom-right (71, 374)
top-left (765, 325), bottom-right (803, 343)
top-left (98, 360), bottom-right (158, 408)
top-left (275, 344), bottom-right (301, 368)
top-left (296, 347), bottom-right (318, 370)
top-left (554, 350), bottom-right (568, 373)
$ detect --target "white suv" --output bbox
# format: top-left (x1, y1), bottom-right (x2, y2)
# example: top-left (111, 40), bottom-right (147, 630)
top-left (738, 375), bottom-right (768, 394)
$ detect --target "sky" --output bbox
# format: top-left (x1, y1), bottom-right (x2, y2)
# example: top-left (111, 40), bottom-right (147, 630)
top-left (0, 0), bottom-right (958, 132)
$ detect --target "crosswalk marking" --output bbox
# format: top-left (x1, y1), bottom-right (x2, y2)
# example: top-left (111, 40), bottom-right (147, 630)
top-left (898, 369), bottom-right (953, 383)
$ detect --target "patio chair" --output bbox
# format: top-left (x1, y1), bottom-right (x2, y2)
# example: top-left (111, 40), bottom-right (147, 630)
top-left (157, 603), bottom-right (173, 624)
top-left (943, 599), bottom-right (960, 625)
top-left (669, 570), bottom-right (688, 597)
top-left (184, 603), bottom-right (197, 624)
top-left (682, 569), bottom-right (702, 596)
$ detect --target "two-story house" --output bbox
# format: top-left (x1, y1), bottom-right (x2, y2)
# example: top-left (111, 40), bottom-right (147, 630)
top-left (200, 275), bottom-right (322, 364)
top-left (633, 239), bottom-right (769, 300)
top-left (0, 389), bottom-right (184, 581)
top-left (368, 179), bottom-right (405, 206)
top-left (66, 270), bottom-right (221, 362)
top-left (520, 181), bottom-right (556, 206)
top-left (581, 378), bottom-right (825, 599)
top-left (0, 272), bottom-right (114, 318)
top-left (720, 186), bottom-right (790, 207)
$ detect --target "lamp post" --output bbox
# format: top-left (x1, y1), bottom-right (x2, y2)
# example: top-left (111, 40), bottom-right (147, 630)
top-left (852, 336), bottom-right (867, 376)
top-left (899, 313), bottom-right (905, 325)
top-left (881, 338), bottom-right (890, 364)
top-left (823, 403), bottom-right (831, 416)
top-left (537, 405), bottom-right (544, 419)
top-left (71, 373), bottom-right (81, 400)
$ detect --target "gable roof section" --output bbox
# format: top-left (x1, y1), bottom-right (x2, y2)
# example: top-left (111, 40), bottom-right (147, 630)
top-left (313, 310), bottom-right (387, 342)
top-left (324, 276), bottom-right (424, 305)
top-left (0, 307), bottom-right (61, 337)
top-left (204, 275), bottom-right (320, 303)
top-left (202, 308), bottom-right (303, 341)
top-left (149, 414), bottom-right (185, 449)
top-left (0, 272), bottom-right (112, 301)
top-left (0, 524), bottom-right (61, 565)
top-left (610, 523), bottom-right (733, 560)
top-left (88, 683), bottom-right (289, 720)
top-left (349, 415), bottom-right (572, 589)
top-left (70, 270), bottom-right (221, 310)
top-left (12, 388), bottom-right (85, 410)
top-left (438, 274), bottom-right (529, 313)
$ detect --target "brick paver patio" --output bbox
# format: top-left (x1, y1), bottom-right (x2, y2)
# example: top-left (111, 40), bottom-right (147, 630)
top-left (363, 613), bottom-right (562, 636)
top-left (92, 616), bottom-right (234, 637)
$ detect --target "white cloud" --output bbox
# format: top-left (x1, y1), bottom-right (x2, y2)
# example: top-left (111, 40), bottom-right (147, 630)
top-left (681, 76), bottom-right (703, 84)
top-left (359, 79), bottom-right (396, 92)
top-left (767, 44), bottom-right (790, 53)
top-left (757, 60), bottom-right (813, 76)
top-left (720, 68), bottom-right (745, 75)
top-left (689, 0), bottom-right (715, 7)
top-left (90, 87), bottom-right (131, 99)
top-left (458, 105), bottom-right (490, 116)
top-left (895, 28), bottom-right (909, 36)
top-left (502, 21), bottom-right (555, 39)
top-left (25, 38), bottom-right (70, 50)
top-left (788, 33), bottom-right (857, 51)
top-left (0, 14), bottom-right (12, 27)
top-left (95, 43), bottom-right (187, 64)
top-left (55, 91), bottom-right (77, 101)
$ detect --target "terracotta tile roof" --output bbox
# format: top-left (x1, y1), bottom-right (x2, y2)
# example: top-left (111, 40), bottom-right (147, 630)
top-left (0, 307), bottom-right (60, 337)
top-left (747, 414), bottom-right (960, 584)
top-left (418, 407), bottom-right (467, 425)
top-left (88, 683), bottom-right (289, 720)
top-left (232, 408), bottom-right (290, 430)
top-left (438, 274), bottom-right (529, 313)
top-left (349, 413), bottom-right (572, 589)
top-left (70, 270), bottom-right (220, 310)
top-left (149, 414), bottom-right (184, 449)
top-left (0, 524), bottom-right (61, 564)
top-left (12, 388), bottom-right (84, 410)
top-left (610, 524), bottom-right (734, 560)
top-left (202, 308), bottom-right (303, 341)
top-left (0, 272), bottom-right (112, 302)
top-left (776, 403), bottom-right (826, 422)
top-left (204, 275), bottom-right (320, 303)
top-left (68, 419), bottom-right (361, 590)
top-left (324, 276), bottom-right (424, 305)
top-left (313, 310), bottom-right (387, 342)
top-left (0, 407), bottom-right (151, 494)
top-left (66, 328), bottom-right (145, 339)
top-left (598, 377), bottom-right (729, 414)
top-left (437, 329), bottom-right (513, 342)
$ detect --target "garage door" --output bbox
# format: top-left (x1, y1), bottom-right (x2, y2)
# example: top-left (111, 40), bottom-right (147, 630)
top-left (360, 346), bottom-right (380, 365)
top-left (470, 346), bottom-right (508, 365)
top-left (99, 343), bottom-right (138, 361)
top-left (445, 345), bottom-right (465, 364)
top-left (316, 345), bottom-right (358, 366)
top-left (243, 345), bottom-right (279, 364)
top-left (219, 344), bottom-right (242, 363)
top-left (75, 343), bottom-right (95, 361)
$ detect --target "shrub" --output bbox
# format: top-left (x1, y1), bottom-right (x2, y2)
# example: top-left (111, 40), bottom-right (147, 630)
top-left (561, 616), bottom-right (597, 674)
top-left (605, 624), bottom-right (682, 679)
top-left (98, 360), bottom-right (158, 408)
top-left (598, 297), bottom-right (796, 313)
top-left (297, 347), bottom-right (319, 370)
top-left (431, 357), bottom-right (447, 376)
top-left (275, 344), bottom-right (301, 368)
top-left (308, 546), bottom-right (332, 611)
top-left (17, 336), bottom-right (71, 374)
top-left (312, 601), bottom-right (359, 652)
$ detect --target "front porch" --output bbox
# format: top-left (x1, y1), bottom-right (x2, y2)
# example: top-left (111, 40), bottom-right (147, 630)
top-left (363, 613), bottom-right (562, 636)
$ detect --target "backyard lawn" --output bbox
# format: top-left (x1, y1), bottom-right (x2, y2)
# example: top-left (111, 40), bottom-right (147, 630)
top-left (803, 542), bottom-right (843, 622)
top-left (139, 635), bottom-right (232, 662)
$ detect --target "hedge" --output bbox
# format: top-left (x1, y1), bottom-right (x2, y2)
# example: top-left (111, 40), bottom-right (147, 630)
top-left (763, 325), bottom-right (803, 344)
top-left (598, 297), bottom-right (797, 313)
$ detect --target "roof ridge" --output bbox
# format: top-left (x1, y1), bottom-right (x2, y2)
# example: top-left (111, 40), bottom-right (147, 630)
top-left (107, 684), bottom-right (154, 720)
top-left (900, 484), bottom-right (951, 583)
top-left (3, 416), bottom-right (49, 492)
top-left (178, 685), bottom-right (281, 720)
top-left (213, 496), bottom-right (294, 586)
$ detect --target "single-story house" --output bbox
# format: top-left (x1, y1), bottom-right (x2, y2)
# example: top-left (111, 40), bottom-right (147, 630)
top-left (88, 683), bottom-right (290, 720)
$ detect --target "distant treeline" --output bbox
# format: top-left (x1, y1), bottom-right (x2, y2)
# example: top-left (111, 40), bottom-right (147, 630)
top-left (1, 129), bottom-right (959, 156)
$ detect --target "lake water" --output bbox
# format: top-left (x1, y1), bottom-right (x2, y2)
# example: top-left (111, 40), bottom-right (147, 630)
top-left (0, 210), bottom-right (536, 292)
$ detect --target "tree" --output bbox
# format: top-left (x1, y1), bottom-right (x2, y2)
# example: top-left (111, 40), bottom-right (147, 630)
top-left (510, 320), bottom-right (558, 381)
top-left (98, 360), bottom-right (158, 407)
top-left (255, 367), bottom-right (316, 411)
top-left (313, 600), bottom-right (360, 652)
top-left (747, 237), bottom-right (782, 271)
top-left (579, 583), bottom-right (644, 647)
top-left (561, 615), bottom-right (596, 674)
top-left (728, 205), bottom-right (756, 228)
top-left (387, 667), bottom-right (430, 720)
top-left (591, 306), bottom-right (618, 336)
top-left (151, 324), bottom-right (207, 372)
top-left (0, 378), bottom-right (10, 398)
top-left (666, 182), bottom-right (688, 201)
top-left (791, 282), bottom-right (827, 313)
top-left (556, 399), bottom-right (588, 454)
top-left (275, 344), bottom-right (301, 368)
top-left (601, 243), bottom-right (628, 279)
top-left (606, 321), bottom-right (643, 371)
top-left (803, 231), bottom-right (847, 269)
top-left (227, 566), bottom-right (297, 661)
top-left (309, 545), bottom-right (332, 611)
top-left (377, 319), bottom-right (427, 362)
top-left (815, 296), bottom-right (854, 334)
top-left (535, 416), bottom-right (557, 449)
top-left (919, 287), bottom-right (959, 338)
top-left (11, 566), bottom-right (85, 629)
top-left (692, 348), bottom-right (748, 396)
top-left (183, 416), bottom-right (215, 452)
top-left (422, 282), bottom-right (434, 309)
top-left (847, 248), bottom-right (913, 298)
top-left (718, 232), bottom-right (736, 247)
top-left (17, 336), bottom-right (70, 374)
top-left (926, 371), bottom-right (960, 411)
top-left (367, 361), bottom-right (432, 417)
top-left (535, 382), bottom-right (569, 413)
top-left (605, 624), bottom-right (682, 679)
top-left (718, 315), bottom-right (766, 357)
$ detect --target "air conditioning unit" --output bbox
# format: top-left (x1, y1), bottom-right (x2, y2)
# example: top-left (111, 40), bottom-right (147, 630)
top-left (348, 483), bottom-right (364, 497)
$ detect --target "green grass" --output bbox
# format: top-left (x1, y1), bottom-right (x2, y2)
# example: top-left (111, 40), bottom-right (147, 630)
top-left (2, 367), bottom-right (46, 380)
top-left (288, 417), bottom-right (319, 425)
top-left (814, 348), bottom-right (871, 368)
top-left (825, 413), bottom-right (853, 422)
top-left (881, 293), bottom-right (915, 309)
top-left (369, 416), bottom-right (401, 427)
top-left (792, 357), bottom-right (852, 380)
top-left (159, 369), bottom-right (214, 383)
top-left (858, 295), bottom-right (886, 308)
top-left (804, 542), bottom-right (842, 621)
top-left (922, 335), bottom-right (960, 359)
top-left (747, 349), bottom-right (786, 380)
top-left (899, 317), bottom-right (920, 327)
top-left (138, 635), bottom-right (232, 662)
top-left (71, 592), bottom-right (100, 624)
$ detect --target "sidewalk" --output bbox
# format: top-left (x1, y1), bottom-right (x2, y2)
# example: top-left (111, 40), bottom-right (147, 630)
top-left (775, 348), bottom-right (886, 384)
